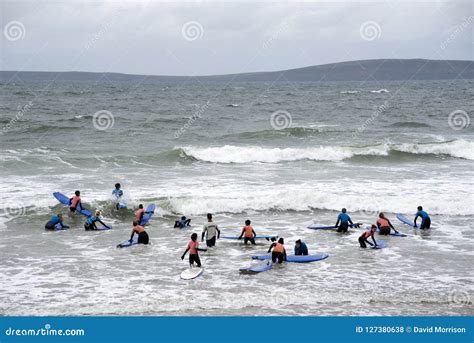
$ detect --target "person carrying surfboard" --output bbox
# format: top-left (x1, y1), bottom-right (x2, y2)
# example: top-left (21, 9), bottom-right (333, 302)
top-left (294, 239), bottom-right (308, 255)
top-left (44, 213), bottom-right (69, 230)
top-left (335, 208), bottom-right (355, 232)
top-left (69, 190), bottom-right (85, 213)
top-left (414, 206), bottom-right (431, 230)
top-left (130, 220), bottom-right (149, 244)
top-left (182, 233), bottom-right (207, 267)
top-left (174, 216), bottom-right (191, 228)
top-left (359, 225), bottom-right (377, 248)
top-left (84, 210), bottom-right (111, 231)
top-left (268, 237), bottom-right (287, 263)
top-left (376, 213), bottom-right (399, 235)
top-left (238, 219), bottom-right (256, 245)
top-left (202, 213), bottom-right (220, 247)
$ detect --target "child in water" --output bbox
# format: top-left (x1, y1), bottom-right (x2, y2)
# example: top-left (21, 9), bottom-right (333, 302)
top-left (174, 216), bottom-right (191, 228)
top-left (238, 219), bottom-right (256, 245)
top-left (181, 233), bottom-right (207, 267)
top-left (359, 225), bottom-right (377, 248)
top-left (84, 210), bottom-right (111, 231)
top-left (268, 237), bottom-right (287, 263)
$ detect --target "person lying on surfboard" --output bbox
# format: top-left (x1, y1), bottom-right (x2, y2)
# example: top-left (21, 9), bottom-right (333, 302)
top-left (414, 206), bottom-right (431, 230)
top-left (294, 239), bottom-right (308, 255)
top-left (359, 225), bottom-right (377, 248)
top-left (69, 190), bottom-right (86, 213)
top-left (202, 213), bottom-right (220, 247)
top-left (174, 216), bottom-right (191, 228)
top-left (268, 237), bottom-right (287, 263)
top-left (182, 233), bottom-right (207, 267)
top-left (238, 219), bottom-right (256, 245)
top-left (84, 210), bottom-right (111, 231)
top-left (44, 213), bottom-right (69, 230)
top-left (335, 208), bottom-right (356, 232)
top-left (112, 183), bottom-right (124, 209)
top-left (376, 213), bottom-right (399, 235)
top-left (130, 220), bottom-right (149, 244)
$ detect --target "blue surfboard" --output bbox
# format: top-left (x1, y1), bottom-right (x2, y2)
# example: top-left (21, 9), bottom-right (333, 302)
top-left (251, 254), bottom-right (329, 263)
top-left (140, 204), bottom-right (156, 226)
top-left (53, 192), bottom-right (92, 217)
top-left (396, 213), bottom-right (419, 228)
top-left (369, 226), bottom-right (407, 237)
top-left (116, 236), bottom-right (139, 248)
top-left (371, 240), bottom-right (388, 249)
top-left (117, 202), bottom-right (127, 210)
top-left (239, 262), bottom-right (272, 273)
top-left (222, 235), bottom-right (278, 240)
top-left (95, 225), bottom-right (112, 231)
top-left (307, 223), bottom-right (361, 230)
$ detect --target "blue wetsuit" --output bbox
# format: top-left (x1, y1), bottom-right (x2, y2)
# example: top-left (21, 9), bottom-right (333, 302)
top-left (335, 212), bottom-right (354, 232)
top-left (414, 210), bottom-right (431, 229)
top-left (295, 242), bottom-right (308, 255)
top-left (45, 215), bottom-right (68, 230)
top-left (112, 189), bottom-right (123, 198)
top-left (84, 216), bottom-right (109, 230)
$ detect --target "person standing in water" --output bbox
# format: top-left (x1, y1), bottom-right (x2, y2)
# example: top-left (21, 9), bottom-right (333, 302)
top-left (84, 210), bottom-right (111, 231)
top-left (182, 233), bottom-right (207, 267)
top-left (45, 213), bottom-right (69, 230)
top-left (238, 219), bottom-right (256, 245)
top-left (112, 183), bottom-right (124, 210)
top-left (130, 220), bottom-right (149, 244)
top-left (335, 208), bottom-right (355, 232)
top-left (359, 225), bottom-right (377, 248)
top-left (69, 190), bottom-right (85, 213)
top-left (376, 213), bottom-right (399, 235)
top-left (135, 204), bottom-right (145, 224)
top-left (294, 239), bottom-right (308, 255)
top-left (414, 206), bottom-right (431, 230)
top-left (268, 238), bottom-right (287, 263)
top-left (202, 213), bottom-right (220, 247)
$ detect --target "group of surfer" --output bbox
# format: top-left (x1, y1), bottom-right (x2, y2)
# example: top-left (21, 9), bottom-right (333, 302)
top-left (44, 183), bottom-right (432, 266)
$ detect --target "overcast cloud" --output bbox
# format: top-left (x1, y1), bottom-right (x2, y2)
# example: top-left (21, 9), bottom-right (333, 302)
top-left (0, 0), bottom-right (472, 75)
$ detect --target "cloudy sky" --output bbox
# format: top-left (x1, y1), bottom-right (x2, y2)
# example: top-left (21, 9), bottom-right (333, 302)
top-left (1, 0), bottom-right (472, 75)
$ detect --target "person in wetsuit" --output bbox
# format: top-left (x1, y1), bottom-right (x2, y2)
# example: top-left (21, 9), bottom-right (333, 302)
top-left (45, 213), bottom-right (69, 230)
top-left (335, 208), bottom-right (354, 233)
top-left (84, 210), bottom-right (111, 231)
top-left (414, 206), bottom-right (431, 230)
top-left (130, 220), bottom-right (149, 244)
top-left (174, 216), bottom-right (191, 228)
top-left (181, 233), bottom-right (207, 267)
top-left (268, 237), bottom-right (287, 264)
top-left (294, 239), bottom-right (308, 255)
top-left (376, 212), bottom-right (399, 235)
top-left (135, 204), bottom-right (145, 224)
top-left (69, 190), bottom-right (85, 213)
top-left (238, 219), bottom-right (256, 245)
top-left (359, 225), bottom-right (378, 248)
top-left (112, 183), bottom-right (124, 210)
top-left (201, 213), bottom-right (220, 247)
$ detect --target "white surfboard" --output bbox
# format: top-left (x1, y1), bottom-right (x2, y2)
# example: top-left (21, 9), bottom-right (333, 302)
top-left (180, 267), bottom-right (203, 280)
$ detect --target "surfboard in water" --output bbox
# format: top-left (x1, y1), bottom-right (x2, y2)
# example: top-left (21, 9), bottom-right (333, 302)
top-left (239, 262), bottom-right (272, 273)
top-left (370, 226), bottom-right (407, 237)
top-left (371, 240), bottom-right (388, 249)
top-left (251, 254), bottom-right (329, 263)
top-left (116, 202), bottom-right (127, 210)
top-left (140, 204), bottom-right (156, 226)
top-left (396, 213), bottom-right (418, 228)
top-left (53, 192), bottom-right (92, 217)
top-left (307, 223), bottom-right (361, 230)
top-left (221, 235), bottom-right (278, 240)
top-left (116, 236), bottom-right (139, 248)
top-left (180, 267), bottom-right (203, 280)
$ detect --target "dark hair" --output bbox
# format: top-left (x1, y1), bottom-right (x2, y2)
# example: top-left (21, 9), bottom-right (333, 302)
top-left (379, 213), bottom-right (385, 218)
top-left (371, 224), bottom-right (377, 229)
top-left (75, 190), bottom-right (80, 196)
top-left (295, 239), bottom-right (301, 244)
top-left (417, 206), bottom-right (423, 211)
top-left (115, 183), bottom-right (121, 188)
top-left (207, 213), bottom-right (212, 220)
top-left (278, 238), bottom-right (284, 244)
top-left (245, 219), bottom-right (251, 225)
top-left (270, 237), bottom-right (276, 242)
top-left (181, 216), bottom-right (186, 220)
top-left (342, 208), bottom-right (347, 213)
top-left (139, 204), bottom-right (143, 209)
top-left (133, 220), bottom-right (138, 226)
top-left (191, 233), bottom-right (198, 240)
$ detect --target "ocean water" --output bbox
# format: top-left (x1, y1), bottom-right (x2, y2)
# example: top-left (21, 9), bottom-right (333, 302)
top-left (0, 79), bottom-right (473, 316)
